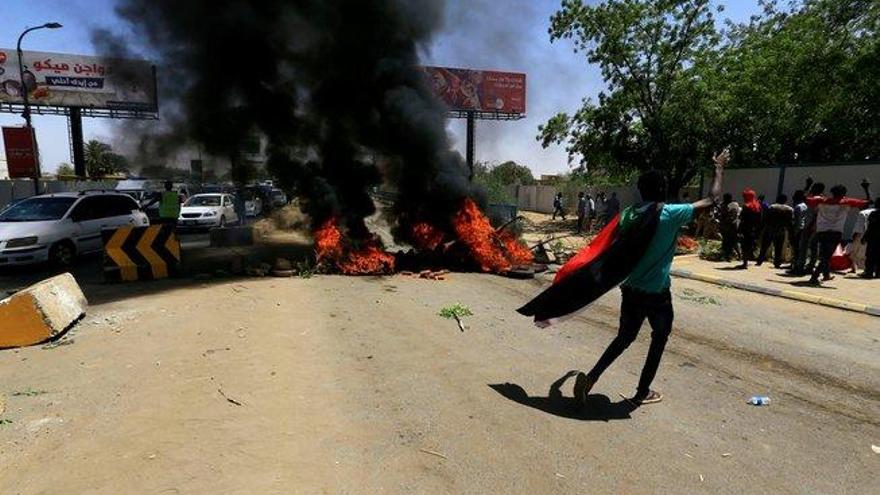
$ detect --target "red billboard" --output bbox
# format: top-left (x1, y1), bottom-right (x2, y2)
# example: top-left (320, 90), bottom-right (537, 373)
top-left (2, 127), bottom-right (38, 178)
top-left (424, 67), bottom-right (526, 115)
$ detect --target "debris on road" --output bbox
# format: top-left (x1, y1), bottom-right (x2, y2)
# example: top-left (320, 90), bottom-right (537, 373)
top-left (217, 387), bottom-right (243, 406)
top-left (419, 448), bottom-right (448, 460)
top-left (871, 445), bottom-right (880, 454)
top-left (721, 453), bottom-right (732, 458)
top-left (272, 258), bottom-right (296, 277)
top-left (748, 396), bottom-right (771, 406)
top-left (439, 303), bottom-right (473, 332)
top-left (0, 272), bottom-right (87, 348)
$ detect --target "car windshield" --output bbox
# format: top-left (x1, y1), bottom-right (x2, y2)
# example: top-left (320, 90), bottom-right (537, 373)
top-left (186, 195), bottom-right (222, 207)
top-left (0, 197), bottom-right (77, 222)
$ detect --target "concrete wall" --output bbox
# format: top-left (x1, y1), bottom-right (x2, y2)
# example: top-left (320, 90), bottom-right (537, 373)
top-left (509, 183), bottom-right (696, 214)
top-left (0, 179), bottom-right (119, 210)
top-left (699, 163), bottom-right (879, 200)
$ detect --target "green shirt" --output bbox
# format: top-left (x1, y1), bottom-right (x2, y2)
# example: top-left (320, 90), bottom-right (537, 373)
top-left (622, 203), bottom-right (694, 293)
top-left (159, 191), bottom-right (181, 219)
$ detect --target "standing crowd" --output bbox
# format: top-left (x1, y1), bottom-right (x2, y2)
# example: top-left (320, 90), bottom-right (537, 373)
top-left (715, 180), bottom-right (878, 284)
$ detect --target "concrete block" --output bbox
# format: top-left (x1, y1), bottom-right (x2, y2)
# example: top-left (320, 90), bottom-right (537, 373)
top-left (210, 226), bottom-right (254, 247)
top-left (0, 273), bottom-right (87, 348)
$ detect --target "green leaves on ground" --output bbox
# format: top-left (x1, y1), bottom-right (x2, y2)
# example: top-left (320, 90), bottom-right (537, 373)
top-left (438, 304), bottom-right (474, 319)
top-left (676, 288), bottom-right (720, 306)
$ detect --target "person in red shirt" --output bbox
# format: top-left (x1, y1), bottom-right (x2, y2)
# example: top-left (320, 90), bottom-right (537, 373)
top-left (805, 185), bottom-right (870, 285)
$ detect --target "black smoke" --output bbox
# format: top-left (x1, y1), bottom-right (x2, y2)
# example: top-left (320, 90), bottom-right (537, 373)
top-left (98, 0), bottom-right (482, 243)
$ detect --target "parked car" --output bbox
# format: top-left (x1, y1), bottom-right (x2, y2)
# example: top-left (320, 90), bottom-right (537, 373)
top-left (177, 193), bottom-right (239, 229)
top-left (0, 191), bottom-right (149, 268)
top-left (270, 188), bottom-right (288, 208)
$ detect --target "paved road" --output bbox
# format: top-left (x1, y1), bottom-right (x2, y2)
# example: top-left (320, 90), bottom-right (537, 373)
top-left (1, 272), bottom-right (876, 493)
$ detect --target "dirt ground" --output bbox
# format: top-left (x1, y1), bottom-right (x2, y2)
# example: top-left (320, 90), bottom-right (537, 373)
top-left (1, 268), bottom-right (878, 493)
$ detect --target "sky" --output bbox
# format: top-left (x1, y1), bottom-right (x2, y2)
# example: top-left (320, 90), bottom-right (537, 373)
top-left (1, 0), bottom-right (763, 176)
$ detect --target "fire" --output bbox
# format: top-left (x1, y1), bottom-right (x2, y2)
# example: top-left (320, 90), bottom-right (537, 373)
top-left (315, 219), bottom-right (395, 275)
top-left (452, 198), bottom-right (533, 273)
top-left (411, 222), bottom-right (446, 250)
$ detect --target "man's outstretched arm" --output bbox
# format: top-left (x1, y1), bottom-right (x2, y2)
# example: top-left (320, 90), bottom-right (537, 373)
top-left (691, 149), bottom-right (729, 211)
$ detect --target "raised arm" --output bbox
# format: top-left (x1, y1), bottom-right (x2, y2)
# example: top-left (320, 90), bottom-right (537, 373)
top-left (691, 149), bottom-right (729, 211)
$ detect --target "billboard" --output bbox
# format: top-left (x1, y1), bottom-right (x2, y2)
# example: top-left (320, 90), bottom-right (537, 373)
top-left (1, 126), bottom-right (38, 178)
top-left (423, 66), bottom-right (526, 115)
top-left (0, 49), bottom-right (156, 112)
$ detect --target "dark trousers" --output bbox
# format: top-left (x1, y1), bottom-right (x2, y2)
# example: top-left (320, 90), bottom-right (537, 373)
top-left (587, 288), bottom-right (674, 395)
top-left (553, 206), bottom-right (566, 220)
top-left (794, 230), bottom-right (818, 274)
top-left (720, 229), bottom-right (738, 261)
top-left (757, 227), bottom-right (786, 267)
top-left (576, 213), bottom-right (585, 233)
top-left (790, 229), bottom-right (803, 267)
top-left (864, 239), bottom-right (880, 278)
top-left (811, 231), bottom-right (842, 281)
top-left (740, 231), bottom-right (757, 265)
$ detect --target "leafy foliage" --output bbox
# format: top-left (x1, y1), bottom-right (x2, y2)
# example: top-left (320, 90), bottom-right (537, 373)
top-left (56, 163), bottom-right (75, 177)
top-left (84, 140), bottom-right (129, 177)
top-left (542, 0), bottom-right (880, 196)
top-left (473, 160), bottom-right (535, 204)
top-left (541, 0), bottom-right (723, 197)
top-left (438, 303), bottom-right (474, 319)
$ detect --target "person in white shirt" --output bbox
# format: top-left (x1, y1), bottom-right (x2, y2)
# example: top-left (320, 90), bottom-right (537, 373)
top-left (806, 185), bottom-right (870, 284)
top-left (847, 205), bottom-right (874, 273)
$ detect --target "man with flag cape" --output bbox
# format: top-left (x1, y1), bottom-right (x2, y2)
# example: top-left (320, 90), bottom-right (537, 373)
top-left (518, 150), bottom-right (729, 407)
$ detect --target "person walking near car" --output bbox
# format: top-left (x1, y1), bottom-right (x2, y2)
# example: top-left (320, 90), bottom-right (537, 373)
top-left (848, 201), bottom-right (875, 274)
top-left (790, 190), bottom-right (808, 267)
top-left (143, 180), bottom-right (182, 226)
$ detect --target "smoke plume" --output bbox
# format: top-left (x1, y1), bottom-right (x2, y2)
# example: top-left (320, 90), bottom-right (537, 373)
top-left (98, 0), bottom-right (483, 243)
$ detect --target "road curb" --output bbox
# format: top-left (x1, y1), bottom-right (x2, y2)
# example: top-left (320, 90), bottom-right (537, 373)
top-left (670, 268), bottom-right (878, 317)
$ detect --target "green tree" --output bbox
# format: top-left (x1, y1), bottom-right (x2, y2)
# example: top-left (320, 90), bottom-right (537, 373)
top-left (56, 162), bottom-right (75, 177)
top-left (84, 140), bottom-right (129, 177)
top-left (486, 161), bottom-right (535, 186)
top-left (473, 160), bottom-right (536, 204)
top-left (712, 0), bottom-right (880, 164)
top-left (540, 0), bottom-right (724, 197)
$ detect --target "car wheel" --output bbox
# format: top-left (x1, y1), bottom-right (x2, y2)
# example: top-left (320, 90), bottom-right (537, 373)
top-left (219, 215), bottom-right (226, 228)
top-left (48, 241), bottom-right (76, 270)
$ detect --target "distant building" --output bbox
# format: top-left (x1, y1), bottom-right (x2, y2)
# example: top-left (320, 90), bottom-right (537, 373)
top-left (0, 156), bottom-right (7, 179)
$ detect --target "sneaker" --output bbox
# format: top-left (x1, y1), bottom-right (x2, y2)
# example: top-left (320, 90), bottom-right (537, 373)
top-left (631, 390), bottom-right (663, 405)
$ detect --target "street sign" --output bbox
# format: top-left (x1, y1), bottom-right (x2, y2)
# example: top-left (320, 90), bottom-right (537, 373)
top-left (1, 126), bottom-right (37, 178)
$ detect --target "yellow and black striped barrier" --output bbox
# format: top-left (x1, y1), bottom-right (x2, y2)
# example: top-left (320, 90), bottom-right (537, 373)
top-left (102, 225), bottom-right (181, 282)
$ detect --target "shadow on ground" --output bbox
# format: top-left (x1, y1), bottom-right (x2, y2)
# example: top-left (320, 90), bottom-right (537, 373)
top-left (489, 371), bottom-right (637, 422)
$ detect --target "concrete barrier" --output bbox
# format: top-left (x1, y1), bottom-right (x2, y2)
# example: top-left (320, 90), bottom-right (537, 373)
top-left (0, 273), bottom-right (87, 348)
top-left (209, 226), bottom-right (254, 247)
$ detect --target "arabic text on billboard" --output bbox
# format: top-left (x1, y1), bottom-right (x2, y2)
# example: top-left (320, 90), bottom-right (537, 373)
top-left (2, 126), bottom-right (37, 178)
top-left (424, 67), bottom-right (526, 114)
top-left (0, 49), bottom-right (156, 111)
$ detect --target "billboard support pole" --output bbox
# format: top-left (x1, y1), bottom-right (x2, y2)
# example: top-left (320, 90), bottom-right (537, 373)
top-left (466, 111), bottom-right (475, 181)
top-left (69, 107), bottom-right (86, 178)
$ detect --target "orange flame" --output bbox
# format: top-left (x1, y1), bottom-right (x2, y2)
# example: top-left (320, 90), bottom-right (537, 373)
top-left (315, 219), bottom-right (395, 275)
top-left (411, 222), bottom-right (445, 250)
top-left (452, 198), bottom-right (533, 272)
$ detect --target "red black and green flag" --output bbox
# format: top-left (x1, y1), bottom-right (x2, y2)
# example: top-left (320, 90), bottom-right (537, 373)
top-left (517, 203), bottom-right (662, 326)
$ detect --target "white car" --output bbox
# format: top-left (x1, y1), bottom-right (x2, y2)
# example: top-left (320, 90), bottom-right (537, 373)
top-left (0, 191), bottom-right (149, 267)
top-left (178, 193), bottom-right (239, 229)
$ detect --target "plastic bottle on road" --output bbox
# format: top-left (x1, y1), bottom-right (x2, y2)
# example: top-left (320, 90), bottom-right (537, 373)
top-left (748, 396), bottom-right (771, 406)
